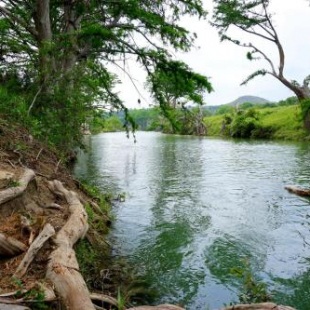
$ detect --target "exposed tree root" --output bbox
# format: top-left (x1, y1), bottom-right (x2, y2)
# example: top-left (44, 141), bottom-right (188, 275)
top-left (126, 305), bottom-right (185, 310)
top-left (0, 169), bottom-right (35, 205)
top-left (90, 293), bottom-right (118, 307)
top-left (0, 233), bottom-right (27, 257)
top-left (14, 223), bottom-right (55, 279)
top-left (46, 180), bottom-right (94, 310)
top-left (0, 303), bottom-right (30, 310)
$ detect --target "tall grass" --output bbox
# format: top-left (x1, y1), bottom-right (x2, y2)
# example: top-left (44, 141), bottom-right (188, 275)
top-left (204, 104), bottom-right (309, 141)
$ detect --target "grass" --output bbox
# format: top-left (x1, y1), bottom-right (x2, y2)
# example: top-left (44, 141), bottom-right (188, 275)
top-left (204, 104), bottom-right (310, 141)
top-left (260, 105), bottom-right (308, 140)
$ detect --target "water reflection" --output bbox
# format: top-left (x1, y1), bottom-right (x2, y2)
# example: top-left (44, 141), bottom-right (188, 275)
top-left (74, 132), bottom-right (310, 310)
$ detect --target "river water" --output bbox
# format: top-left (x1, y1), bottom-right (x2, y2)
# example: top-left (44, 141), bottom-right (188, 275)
top-left (74, 131), bottom-right (310, 309)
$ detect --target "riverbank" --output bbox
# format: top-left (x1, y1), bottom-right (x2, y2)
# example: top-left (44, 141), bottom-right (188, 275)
top-left (0, 118), bottom-right (117, 308)
top-left (0, 120), bottom-right (189, 310)
top-left (204, 104), bottom-right (309, 140)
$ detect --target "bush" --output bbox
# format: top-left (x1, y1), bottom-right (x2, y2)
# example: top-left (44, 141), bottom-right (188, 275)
top-left (230, 109), bottom-right (260, 138)
top-left (300, 99), bottom-right (310, 131)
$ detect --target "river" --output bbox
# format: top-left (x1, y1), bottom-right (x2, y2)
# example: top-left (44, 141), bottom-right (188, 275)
top-left (74, 131), bottom-right (310, 309)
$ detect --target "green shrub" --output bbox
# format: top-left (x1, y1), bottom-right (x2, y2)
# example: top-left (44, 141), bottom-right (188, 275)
top-left (300, 99), bottom-right (310, 131)
top-left (230, 109), bottom-right (260, 138)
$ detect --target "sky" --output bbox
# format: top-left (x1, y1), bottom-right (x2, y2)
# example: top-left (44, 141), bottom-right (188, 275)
top-left (113, 0), bottom-right (310, 108)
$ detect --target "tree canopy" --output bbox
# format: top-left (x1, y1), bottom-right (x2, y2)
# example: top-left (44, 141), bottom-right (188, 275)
top-left (212, 0), bottom-right (310, 101)
top-left (0, 0), bottom-right (212, 150)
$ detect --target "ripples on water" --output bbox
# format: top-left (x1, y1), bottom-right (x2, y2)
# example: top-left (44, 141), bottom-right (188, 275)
top-left (74, 132), bottom-right (310, 309)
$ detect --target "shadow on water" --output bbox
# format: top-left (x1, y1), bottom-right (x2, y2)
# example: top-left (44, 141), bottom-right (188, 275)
top-left (74, 132), bottom-right (310, 310)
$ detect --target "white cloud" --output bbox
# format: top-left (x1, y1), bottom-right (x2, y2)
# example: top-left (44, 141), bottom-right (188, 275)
top-left (114, 0), bottom-right (310, 108)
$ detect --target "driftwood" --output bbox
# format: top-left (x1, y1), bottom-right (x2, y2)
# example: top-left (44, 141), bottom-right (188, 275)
top-left (285, 185), bottom-right (310, 196)
top-left (46, 180), bottom-right (94, 310)
top-left (0, 169), bottom-right (35, 205)
top-left (14, 223), bottom-right (55, 279)
top-left (126, 305), bottom-right (184, 310)
top-left (0, 233), bottom-right (27, 257)
top-left (220, 302), bottom-right (296, 310)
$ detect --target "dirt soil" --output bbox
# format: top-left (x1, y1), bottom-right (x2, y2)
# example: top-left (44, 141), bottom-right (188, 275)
top-left (0, 117), bottom-right (108, 297)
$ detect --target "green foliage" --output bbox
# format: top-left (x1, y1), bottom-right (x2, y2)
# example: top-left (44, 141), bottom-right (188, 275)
top-left (148, 60), bottom-right (212, 107)
top-left (75, 239), bottom-right (99, 282)
top-left (90, 111), bottom-right (124, 133)
top-left (79, 180), bottom-right (111, 215)
top-left (261, 105), bottom-right (306, 140)
top-left (102, 115), bottom-right (124, 132)
top-left (0, 0), bottom-right (211, 152)
top-left (156, 107), bottom-right (207, 135)
top-left (229, 108), bottom-right (261, 138)
top-left (129, 108), bottom-right (161, 131)
top-left (241, 69), bottom-right (267, 86)
top-left (7, 180), bottom-right (20, 188)
top-left (277, 96), bottom-right (298, 106)
top-left (10, 278), bottom-right (48, 310)
top-left (300, 99), bottom-right (310, 130)
top-left (215, 105), bottom-right (235, 115)
top-left (205, 103), bottom-right (308, 140)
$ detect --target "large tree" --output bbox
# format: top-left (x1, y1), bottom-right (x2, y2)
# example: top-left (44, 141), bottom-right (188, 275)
top-left (212, 0), bottom-right (310, 101)
top-left (0, 0), bottom-right (211, 149)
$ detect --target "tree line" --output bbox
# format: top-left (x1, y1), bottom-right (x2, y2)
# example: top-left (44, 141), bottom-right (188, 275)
top-left (0, 0), bottom-right (309, 154)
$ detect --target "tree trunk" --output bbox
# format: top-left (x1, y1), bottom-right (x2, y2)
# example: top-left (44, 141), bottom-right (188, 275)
top-left (277, 76), bottom-right (310, 102)
top-left (33, 0), bottom-right (54, 98)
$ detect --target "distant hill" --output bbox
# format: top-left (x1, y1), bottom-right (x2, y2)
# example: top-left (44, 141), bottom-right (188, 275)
top-left (227, 95), bottom-right (269, 106)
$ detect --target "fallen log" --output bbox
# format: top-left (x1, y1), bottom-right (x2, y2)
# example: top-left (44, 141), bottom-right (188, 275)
top-left (0, 233), bottom-right (27, 257)
top-left (285, 185), bottom-right (310, 197)
top-left (220, 302), bottom-right (296, 310)
top-left (13, 223), bottom-right (55, 279)
top-left (46, 180), bottom-right (94, 310)
top-left (0, 169), bottom-right (35, 205)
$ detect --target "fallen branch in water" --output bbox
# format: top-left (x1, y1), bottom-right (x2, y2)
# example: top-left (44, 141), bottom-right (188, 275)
top-left (285, 185), bottom-right (310, 197)
top-left (220, 302), bottom-right (296, 310)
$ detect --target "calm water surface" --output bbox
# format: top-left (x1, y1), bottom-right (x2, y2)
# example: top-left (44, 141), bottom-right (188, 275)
top-left (74, 132), bottom-right (310, 309)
